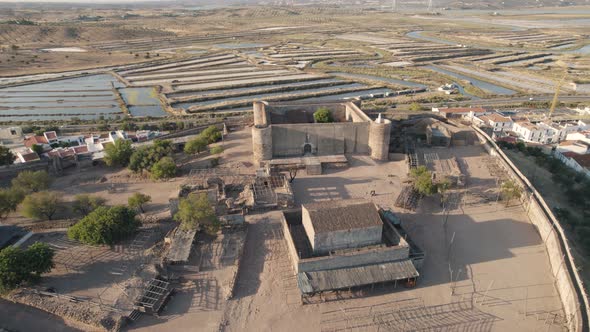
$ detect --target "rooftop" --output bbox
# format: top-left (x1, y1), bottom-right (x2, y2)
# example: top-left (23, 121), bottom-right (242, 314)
top-left (303, 199), bottom-right (382, 234)
top-left (563, 152), bottom-right (590, 168)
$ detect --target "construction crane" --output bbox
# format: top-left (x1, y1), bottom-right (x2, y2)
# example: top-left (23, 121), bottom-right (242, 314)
top-left (548, 61), bottom-right (569, 121)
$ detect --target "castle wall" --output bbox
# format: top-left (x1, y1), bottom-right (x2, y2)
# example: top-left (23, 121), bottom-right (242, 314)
top-left (368, 119), bottom-right (392, 161)
top-left (270, 123), bottom-right (370, 158)
top-left (252, 126), bottom-right (272, 165)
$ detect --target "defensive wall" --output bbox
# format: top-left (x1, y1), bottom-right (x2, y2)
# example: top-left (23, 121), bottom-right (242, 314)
top-left (252, 100), bottom-right (391, 165)
top-left (473, 125), bottom-right (589, 332)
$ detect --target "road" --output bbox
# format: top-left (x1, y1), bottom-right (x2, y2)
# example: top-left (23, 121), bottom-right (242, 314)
top-left (0, 299), bottom-right (82, 332)
top-left (422, 94), bottom-right (590, 108)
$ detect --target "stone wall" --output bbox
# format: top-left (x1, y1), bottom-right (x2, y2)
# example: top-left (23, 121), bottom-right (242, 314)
top-left (313, 226), bottom-right (383, 255)
top-left (368, 120), bottom-right (392, 161)
top-left (270, 122), bottom-right (370, 158)
top-left (473, 126), bottom-right (588, 331)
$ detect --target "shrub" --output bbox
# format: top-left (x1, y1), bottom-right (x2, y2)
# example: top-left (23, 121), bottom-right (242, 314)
top-left (0, 188), bottom-right (24, 219)
top-left (104, 139), bottom-right (133, 167)
top-left (500, 179), bottom-right (523, 206)
top-left (21, 191), bottom-right (61, 220)
top-left (184, 136), bottom-right (208, 154)
top-left (68, 206), bottom-right (139, 245)
top-left (128, 193), bottom-right (151, 213)
top-left (409, 102), bottom-right (422, 112)
top-left (150, 156), bottom-right (176, 180)
top-left (0, 146), bottom-right (16, 166)
top-left (210, 146), bottom-right (224, 155)
top-left (201, 125), bottom-right (222, 143)
top-left (174, 192), bottom-right (219, 232)
top-left (313, 107), bottom-right (333, 123)
top-left (72, 194), bottom-right (106, 216)
top-left (129, 140), bottom-right (172, 173)
top-left (410, 166), bottom-right (436, 196)
top-left (11, 170), bottom-right (51, 193)
top-left (0, 242), bottom-right (54, 292)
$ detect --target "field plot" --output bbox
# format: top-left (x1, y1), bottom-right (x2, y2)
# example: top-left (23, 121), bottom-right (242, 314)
top-left (0, 74), bottom-right (125, 121)
top-left (360, 32), bottom-right (493, 63)
top-left (262, 44), bottom-right (369, 67)
top-left (451, 30), bottom-right (581, 50)
top-left (119, 87), bottom-right (167, 117)
top-left (435, 64), bottom-right (574, 94)
top-left (121, 52), bottom-right (394, 113)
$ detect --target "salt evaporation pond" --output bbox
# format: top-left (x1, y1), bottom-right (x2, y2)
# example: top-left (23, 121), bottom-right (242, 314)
top-left (119, 87), bottom-right (167, 117)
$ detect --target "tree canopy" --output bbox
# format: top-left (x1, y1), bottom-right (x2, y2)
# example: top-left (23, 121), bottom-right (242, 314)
top-left (20, 191), bottom-right (61, 220)
top-left (0, 242), bottom-right (55, 292)
top-left (313, 107), bottom-right (333, 123)
top-left (410, 166), bottom-right (436, 196)
top-left (174, 192), bottom-right (219, 232)
top-left (201, 125), bottom-right (222, 144)
top-left (68, 206), bottom-right (139, 245)
top-left (11, 170), bottom-right (51, 193)
top-left (150, 156), bottom-right (177, 180)
top-left (184, 136), bottom-right (208, 155)
top-left (500, 179), bottom-right (523, 206)
top-left (104, 139), bottom-right (133, 167)
top-left (129, 139), bottom-right (172, 173)
top-left (128, 193), bottom-right (151, 213)
top-left (72, 194), bottom-right (106, 216)
top-left (0, 188), bottom-right (24, 220)
top-left (0, 146), bottom-right (15, 166)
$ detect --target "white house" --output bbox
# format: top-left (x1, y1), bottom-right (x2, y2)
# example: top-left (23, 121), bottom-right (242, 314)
top-left (473, 112), bottom-right (513, 132)
top-left (566, 131), bottom-right (590, 144)
top-left (512, 121), bottom-right (557, 144)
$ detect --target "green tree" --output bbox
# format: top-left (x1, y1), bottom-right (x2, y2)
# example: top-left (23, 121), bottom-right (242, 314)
top-left (128, 193), bottom-right (151, 213)
top-left (174, 192), bottom-right (219, 232)
top-left (409, 102), bottom-right (422, 112)
top-left (0, 188), bottom-right (25, 219)
top-left (21, 191), bottom-right (61, 220)
top-left (437, 178), bottom-right (451, 204)
top-left (0, 243), bottom-right (54, 292)
top-left (201, 126), bottom-right (221, 144)
top-left (128, 139), bottom-right (172, 173)
top-left (500, 179), bottom-right (523, 207)
top-left (31, 144), bottom-right (44, 156)
top-left (151, 156), bottom-right (177, 180)
top-left (11, 170), bottom-right (51, 193)
top-left (0, 146), bottom-right (16, 166)
top-left (67, 206), bottom-right (139, 245)
top-left (313, 107), bottom-right (333, 123)
top-left (184, 136), bottom-right (208, 154)
top-left (210, 146), bottom-right (224, 155)
top-left (104, 139), bottom-right (133, 167)
top-left (410, 166), bottom-right (436, 196)
top-left (72, 194), bottom-right (106, 216)
top-left (23, 242), bottom-right (55, 279)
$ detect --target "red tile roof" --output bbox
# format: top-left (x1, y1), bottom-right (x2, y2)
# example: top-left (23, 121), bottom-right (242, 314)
top-left (73, 145), bottom-right (89, 154)
top-left (24, 135), bottom-right (48, 148)
top-left (565, 153), bottom-right (590, 168)
top-left (44, 131), bottom-right (58, 140)
top-left (20, 151), bottom-right (40, 162)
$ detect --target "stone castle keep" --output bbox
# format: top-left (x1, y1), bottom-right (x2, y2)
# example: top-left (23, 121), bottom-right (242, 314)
top-left (251, 100), bottom-right (392, 166)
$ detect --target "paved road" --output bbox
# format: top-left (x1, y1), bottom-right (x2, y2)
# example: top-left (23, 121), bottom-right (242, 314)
top-left (0, 299), bottom-right (82, 332)
top-left (422, 94), bottom-right (590, 108)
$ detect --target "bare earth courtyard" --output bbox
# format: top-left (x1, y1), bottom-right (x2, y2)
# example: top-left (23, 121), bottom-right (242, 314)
top-left (122, 129), bottom-right (564, 332)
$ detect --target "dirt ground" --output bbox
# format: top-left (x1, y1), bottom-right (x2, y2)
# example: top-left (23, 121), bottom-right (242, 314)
top-left (214, 145), bottom-right (565, 332)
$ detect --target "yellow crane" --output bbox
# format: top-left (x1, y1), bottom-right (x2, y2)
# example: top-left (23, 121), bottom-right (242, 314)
top-left (548, 60), bottom-right (569, 121)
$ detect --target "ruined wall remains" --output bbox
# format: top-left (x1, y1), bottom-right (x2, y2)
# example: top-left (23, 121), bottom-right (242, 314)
top-left (473, 126), bottom-right (588, 332)
top-left (368, 120), bottom-right (392, 161)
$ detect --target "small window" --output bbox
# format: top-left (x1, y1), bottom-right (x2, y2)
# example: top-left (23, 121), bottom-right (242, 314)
top-left (10, 129), bottom-right (16, 135)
